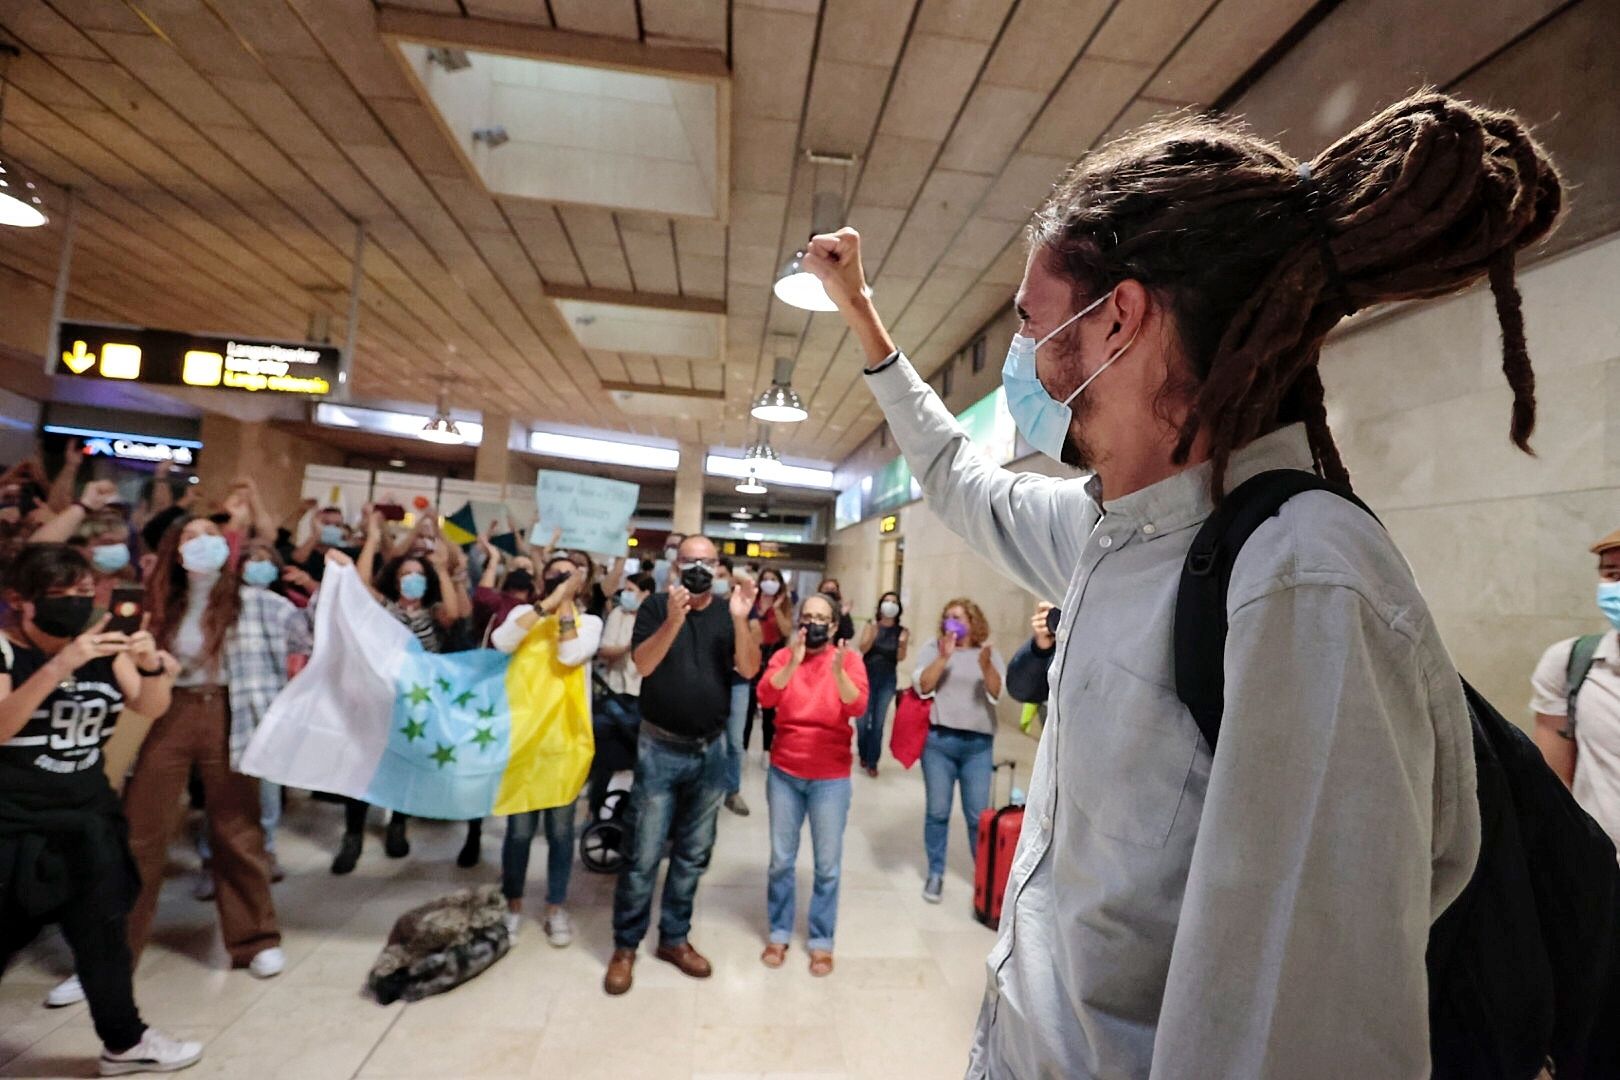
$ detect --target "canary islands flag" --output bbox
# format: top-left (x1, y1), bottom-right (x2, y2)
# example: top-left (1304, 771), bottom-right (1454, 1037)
top-left (241, 563), bottom-right (592, 819)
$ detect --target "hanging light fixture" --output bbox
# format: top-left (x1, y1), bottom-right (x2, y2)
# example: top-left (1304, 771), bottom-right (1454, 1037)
top-left (774, 153), bottom-right (866, 312)
top-left (742, 427), bottom-right (779, 465)
top-left (751, 355), bottom-right (808, 423)
top-left (736, 469), bottom-right (768, 495)
top-left (0, 44), bottom-right (49, 229)
top-left (420, 384), bottom-right (464, 444)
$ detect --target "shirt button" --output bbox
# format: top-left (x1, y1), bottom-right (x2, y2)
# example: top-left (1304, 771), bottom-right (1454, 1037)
top-left (1098, 535), bottom-right (1113, 549)
top-left (1143, 523), bottom-right (1156, 535)
top-left (1041, 814), bottom-right (1052, 832)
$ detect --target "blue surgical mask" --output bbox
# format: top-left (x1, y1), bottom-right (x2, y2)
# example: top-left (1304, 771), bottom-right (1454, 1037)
top-left (712, 577), bottom-right (732, 599)
top-left (1001, 289), bottom-right (1139, 462)
top-left (243, 560), bottom-right (279, 588)
top-left (91, 542), bottom-right (131, 574)
top-left (180, 533), bottom-right (230, 574)
top-left (399, 572), bottom-right (428, 601)
top-left (319, 524), bottom-right (346, 547)
top-left (1599, 581), bottom-right (1620, 632)
top-left (618, 590), bottom-right (643, 612)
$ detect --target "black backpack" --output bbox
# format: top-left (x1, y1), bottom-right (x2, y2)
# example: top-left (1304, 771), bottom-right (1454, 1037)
top-left (1173, 469), bottom-right (1620, 1080)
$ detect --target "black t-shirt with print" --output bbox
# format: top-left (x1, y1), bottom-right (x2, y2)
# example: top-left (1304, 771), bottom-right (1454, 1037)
top-left (0, 637), bottom-right (123, 797)
top-left (632, 592), bottom-right (735, 738)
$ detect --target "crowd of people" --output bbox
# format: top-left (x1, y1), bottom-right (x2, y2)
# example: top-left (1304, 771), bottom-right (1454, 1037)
top-left (0, 444), bottom-right (1030, 1074)
top-left (4, 88), bottom-right (1617, 1080)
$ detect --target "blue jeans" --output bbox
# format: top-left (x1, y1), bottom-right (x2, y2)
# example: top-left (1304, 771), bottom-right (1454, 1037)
top-left (766, 766), bottom-right (852, 952)
top-left (921, 727), bottom-right (994, 877)
top-left (611, 733), bottom-right (728, 949)
top-left (500, 804), bottom-right (576, 906)
top-left (856, 667), bottom-right (898, 770)
top-left (725, 680), bottom-right (751, 795)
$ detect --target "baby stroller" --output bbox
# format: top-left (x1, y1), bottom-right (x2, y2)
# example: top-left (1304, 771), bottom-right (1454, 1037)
top-left (579, 676), bottom-right (639, 873)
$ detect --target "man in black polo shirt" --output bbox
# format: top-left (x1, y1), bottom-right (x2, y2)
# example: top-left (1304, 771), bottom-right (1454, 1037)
top-left (604, 536), bottom-right (760, 995)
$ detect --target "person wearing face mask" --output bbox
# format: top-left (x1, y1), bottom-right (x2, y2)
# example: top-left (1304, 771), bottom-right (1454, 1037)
top-left (0, 544), bottom-right (204, 1075)
top-left (795, 92), bottom-right (1559, 1077)
top-left (604, 536), bottom-right (760, 995)
top-left (746, 567), bottom-right (795, 755)
top-left (593, 572), bottom-right (654, 808)
top-left (816, 579), bottom-right (856, 644)
top-left (1531, 528), bottom-right (1620, 861)
top-left (329, 509), bottom-right (473, 874)
top-left (285, 506), bottom-right (355, 586)
top-left (855, 592), bottom-right (909, 777)
top-left (111, 516), bottom-right (288, 989)
top-left (189, 542), bottom-right (311, 898)
top-left (651, 532), bottom-right (685, 593)
top-left (912, 599), bottom-right (1005, 905)
top-left (489, 556), bottom-right (603, 948)
top-left (755, 594), bottom-right (869, 977)
top-left (474, 526), bottom-right (536, 647)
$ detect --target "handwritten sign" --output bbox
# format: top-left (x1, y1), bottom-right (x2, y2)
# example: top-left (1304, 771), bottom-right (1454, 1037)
top-left (531, 471), bottom-right (639, 556)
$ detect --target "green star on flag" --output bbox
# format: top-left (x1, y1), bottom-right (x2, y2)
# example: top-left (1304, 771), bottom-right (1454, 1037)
top-left (453, 690), bottom-right (476, 708)
top-left (429, 743), bottom-right (458, 769)
top-left (435, 676), bottom-right (452, 694)
top-left (471, 726), bottom-right (498, 751)
top-left (476, 705), bottom-right (496, 720)
top-left (401, 718), bottom-right (428, 743)
top-left (405, 683), bottom-right (432, 706)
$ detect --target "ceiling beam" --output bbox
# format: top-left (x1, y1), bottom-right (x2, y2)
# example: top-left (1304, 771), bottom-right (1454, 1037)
top-left (598, 381), bottom-right (726, 401)
top-left (376, 7), bottom-right (731, 83)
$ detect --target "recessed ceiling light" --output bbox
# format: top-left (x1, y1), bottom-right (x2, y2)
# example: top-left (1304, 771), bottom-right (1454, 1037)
top-left (388, 458), bottom-right (406, 468)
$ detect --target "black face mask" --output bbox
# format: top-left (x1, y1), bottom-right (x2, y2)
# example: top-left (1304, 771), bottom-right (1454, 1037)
top-left (1045, 606), bottom-right (1062, 635)
top-left (541, 573), bottom-right (571, 599)
top-left (506, 569), bottom-right (535, 595)
top-left (801, 623), bottom-right (831, 649)
top-left (820, 590), bottom-right (840, 603)
top-left (33, 595), bottom-right (95, 639)
top-left (680, 563), bottom-right (714, 594)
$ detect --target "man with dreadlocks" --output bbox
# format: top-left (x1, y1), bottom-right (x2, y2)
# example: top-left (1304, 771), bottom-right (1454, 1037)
top-left (803, 92), bottom-right (1561, 1079)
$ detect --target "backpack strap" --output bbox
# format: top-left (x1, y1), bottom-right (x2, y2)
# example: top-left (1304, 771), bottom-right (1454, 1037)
top-left (1173, 469), bottom-right (1377, 752)
top-left (1564, 632), bottom-right (1604, 738)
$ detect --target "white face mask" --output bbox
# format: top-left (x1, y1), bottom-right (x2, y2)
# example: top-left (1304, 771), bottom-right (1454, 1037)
top-left (759, 579), bottom-right (781, 597)
top-left (879, 601), bottom-right (900, 619)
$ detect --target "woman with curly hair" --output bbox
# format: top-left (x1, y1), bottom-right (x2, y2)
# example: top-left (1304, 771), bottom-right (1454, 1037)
top-left (911, 597), bottom-right (1004, 905)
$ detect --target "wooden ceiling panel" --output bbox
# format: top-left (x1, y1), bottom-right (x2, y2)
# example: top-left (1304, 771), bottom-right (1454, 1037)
top-left (977, 151), bottom-right (1068, 223)
top-left (1089, 0), bottom-right (1221, 67)
top-left (801, 60), bottom-right (892, 155)
top-left (81, 30), bottom-right (250, 128)
top-left (731, 117), bottom-right (799, 194)
top-left (818, 0), bottom-right (917, 66)
top-left (675, 219), bottom-right (727, 257)
top-left (3, 2), bottom-right (100, 59)
top-left (219, 0), bottom-right (330, 60)
top-left (677, 253), bottom-right (726, 299)
top-left (937, 83), bottom-right (1050, 175)
top-left (854, 133), bottom-right (940, 209)
top-left (463, 0), bottom-right (554, 26)
top-left (370, 98), bottom-right (470, 179)
top-left (619, 225), bottom-right (682, 294)
top-left (640, 0), bottom-right (727, 49)
top-left (979, 0), bottom-right (1110, 91)
top-left (876, 33), bottom-right (994, 144)
top-left (1148, 0), bottom-right (1319, 103)
top-left (731, 5), bottom-right (818, 122)
top-left (1020, 57), bottom-right (1153, 157)
top-left (549, 0), bottom-right (640, 41)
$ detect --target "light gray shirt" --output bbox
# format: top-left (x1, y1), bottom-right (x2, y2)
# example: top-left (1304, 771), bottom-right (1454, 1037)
top-left (913, 638), bottom-right (1006, 735)
top-left (868, 354), bottom-right (1479, 1080)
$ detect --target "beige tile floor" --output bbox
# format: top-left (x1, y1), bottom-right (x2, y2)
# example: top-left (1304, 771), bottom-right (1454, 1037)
top-left (1, 734), bottom-right (1037, 1079)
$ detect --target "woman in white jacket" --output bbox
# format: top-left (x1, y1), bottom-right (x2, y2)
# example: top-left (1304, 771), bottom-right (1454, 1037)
top-left (489, 555), bottom-right (601, 948)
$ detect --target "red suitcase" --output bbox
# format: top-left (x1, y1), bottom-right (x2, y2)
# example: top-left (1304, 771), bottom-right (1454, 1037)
top-left (973, 762), bottom-right (1024, 930)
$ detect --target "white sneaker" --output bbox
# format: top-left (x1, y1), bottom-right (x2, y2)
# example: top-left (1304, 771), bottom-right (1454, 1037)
top-left (99, 1027), bottom-right (203, 1075)
top-left (45, 974), bottom-right (85, 1008)
top-left (247, 947), bottom-right (285, 979)
top-left (503, 911), bottom-right (522, 944)
top-left (543, 908), bottom-right (574, 948)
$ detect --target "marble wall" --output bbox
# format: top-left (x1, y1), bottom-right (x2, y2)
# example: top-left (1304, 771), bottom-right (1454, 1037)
top-left (829, 231), bottom-right (1620, 730)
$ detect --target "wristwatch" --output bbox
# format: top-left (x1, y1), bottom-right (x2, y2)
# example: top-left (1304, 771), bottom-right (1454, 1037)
top-left (136, 663), bottom-right (166, 677)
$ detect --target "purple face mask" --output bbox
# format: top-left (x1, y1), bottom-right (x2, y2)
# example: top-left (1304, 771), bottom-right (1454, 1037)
top-left (943, 617), bottom-right (969, 641)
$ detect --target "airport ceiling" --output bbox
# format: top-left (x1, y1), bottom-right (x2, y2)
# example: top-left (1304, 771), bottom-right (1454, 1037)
top-left (0, 0), bottom-right (1611, 466)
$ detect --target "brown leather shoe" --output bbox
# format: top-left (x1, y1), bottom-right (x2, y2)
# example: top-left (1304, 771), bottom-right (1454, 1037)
top-left (654, 941), bottom-right (713, 979)
top-left (604, 948), bottom-right (636, 996)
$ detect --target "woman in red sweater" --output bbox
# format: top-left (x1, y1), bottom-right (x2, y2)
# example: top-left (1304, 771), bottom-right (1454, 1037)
top-left (756, 594), bottom-right (869, 976)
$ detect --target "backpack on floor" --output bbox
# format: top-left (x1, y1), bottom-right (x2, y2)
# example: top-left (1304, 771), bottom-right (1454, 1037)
top-left (1173, 469), bottom-right (1620, 1080)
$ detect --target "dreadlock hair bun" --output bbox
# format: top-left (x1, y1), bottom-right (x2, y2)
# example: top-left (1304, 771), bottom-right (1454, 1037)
top-left (1029, 91), bottom-right (1563, 499)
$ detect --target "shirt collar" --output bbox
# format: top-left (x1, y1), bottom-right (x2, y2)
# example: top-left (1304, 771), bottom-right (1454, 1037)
top-left (1599, 631), bottom-right (1620, 665)
top-left (1088, 424), bottom-right (1317, 539)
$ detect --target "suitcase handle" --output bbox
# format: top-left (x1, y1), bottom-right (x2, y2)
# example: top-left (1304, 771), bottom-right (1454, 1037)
top-left (991, 759), bottom-right (1017, 806)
